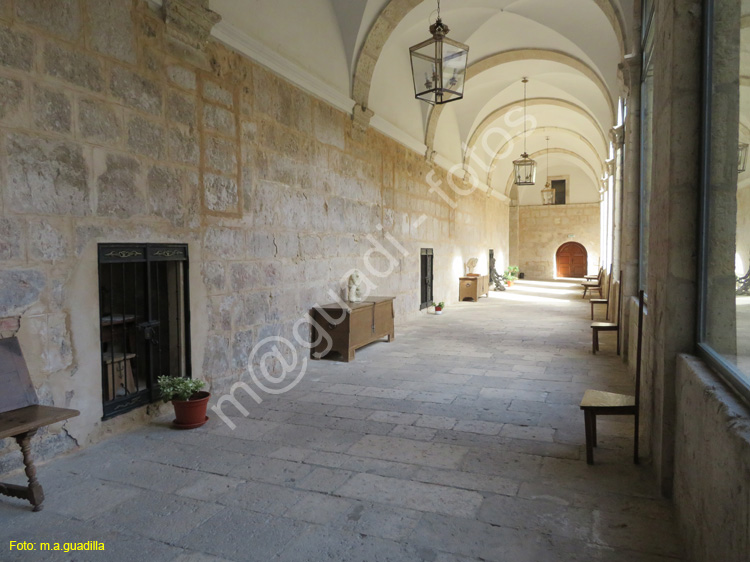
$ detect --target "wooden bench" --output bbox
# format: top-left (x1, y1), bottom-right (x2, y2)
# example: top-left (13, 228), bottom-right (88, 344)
top-left (0, 337), bottom-right (79, 512)
top-left (580, 290), bottom-right (645, 464)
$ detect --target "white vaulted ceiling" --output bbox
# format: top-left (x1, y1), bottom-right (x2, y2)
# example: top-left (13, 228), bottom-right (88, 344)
top-left (207, 0), bottom-right (633, 201)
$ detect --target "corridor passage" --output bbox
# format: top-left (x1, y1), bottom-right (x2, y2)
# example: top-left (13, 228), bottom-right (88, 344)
top-left (0, 281), bottom-right (683, 561)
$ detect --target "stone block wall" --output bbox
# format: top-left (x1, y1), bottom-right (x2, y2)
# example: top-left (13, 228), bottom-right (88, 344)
top-left (0, 0), bottom-right (509, 463)
top-left (516, 203), bottom-right (600, 279)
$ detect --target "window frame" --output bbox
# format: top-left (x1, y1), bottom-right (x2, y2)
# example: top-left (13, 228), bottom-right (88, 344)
top-left (419, 248), bottom-right (434, 310)
top-left (98, 243), bottom-right (193, 420)
top-left (697, 0), bottom-right (750, 406)
top-left (639, 0), bottom-right (656, 293)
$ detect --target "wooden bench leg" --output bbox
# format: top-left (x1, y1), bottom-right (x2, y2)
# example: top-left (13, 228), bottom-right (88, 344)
top-left (0, 430), bottom-right (45, 512)
top-left (583, 411), bottom-right (595, 465)
top-left (18, 431), bottom-right (45, 511)
top-left (592, 329), bottom-right (598, 354)
top-left (591, 414), bottom-right (597, 447)
top-left (616, 326), bottom-right (621, 356)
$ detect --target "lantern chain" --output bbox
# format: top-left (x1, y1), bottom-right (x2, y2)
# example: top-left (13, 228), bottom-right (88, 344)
top-left (523, 77), bottom-right (528, 156)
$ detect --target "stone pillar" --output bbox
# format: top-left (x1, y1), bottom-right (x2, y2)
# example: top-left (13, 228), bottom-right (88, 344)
top-left (621, 54), bottom-right (642, 304)
top-left (508, 203), bottom-right (519, 270)
top-left (617, 53), bottom-right (642, 370)
top-left (611, 125), bottom-right (625, 278)
top-left (647, 0), bottom-right (703, 497)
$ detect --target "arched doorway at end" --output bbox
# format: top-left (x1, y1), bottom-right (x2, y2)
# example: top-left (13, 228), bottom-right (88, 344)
top-left (556, 242), bottom-right (588, 278)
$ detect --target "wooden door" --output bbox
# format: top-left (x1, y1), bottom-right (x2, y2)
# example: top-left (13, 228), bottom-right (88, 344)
top-left (556, 242), bottom-right (587, 278)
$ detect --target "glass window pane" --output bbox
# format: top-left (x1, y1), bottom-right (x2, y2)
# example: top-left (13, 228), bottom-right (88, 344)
top-left (411, 47), bottom-right (437, 99)
top-left (702, 0), bottom-right (750, 394)
top-left (640, 8), bottom-right (656, 291)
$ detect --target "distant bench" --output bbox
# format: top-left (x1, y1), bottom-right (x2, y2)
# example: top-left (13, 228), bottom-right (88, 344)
top-left (0, 337), bottom-right (79, 512)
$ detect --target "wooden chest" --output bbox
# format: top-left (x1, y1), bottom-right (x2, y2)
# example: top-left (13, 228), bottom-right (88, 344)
top-left (311, 297), bottom-right (395, 362)
top-left (459, 274), bottom-right (489, 302)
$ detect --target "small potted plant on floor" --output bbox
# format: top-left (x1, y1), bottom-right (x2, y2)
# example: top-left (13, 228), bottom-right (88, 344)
top-left (432, 301), bottom-right (445, 315)
top-left (503, 266), bottom-right (520, 287)
top-left (157, 375), bottom-right (210, 429)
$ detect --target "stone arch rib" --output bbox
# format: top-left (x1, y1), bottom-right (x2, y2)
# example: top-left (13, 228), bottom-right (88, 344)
top-left (463, 98), bottom-right (609, 172)
top-left (352, 0), bottom-right (422, 110)
top-left (426, 49), bottom-right (615, 153)
top-left (481, 126), bottom-right (606, 188)
top-left (351, 0), bottom-right (629, 119)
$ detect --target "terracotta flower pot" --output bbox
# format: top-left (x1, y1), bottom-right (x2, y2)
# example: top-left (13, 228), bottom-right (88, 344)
top-left (435, 308), bottom-right (443, 315)
top-left (171, 391), bottom-right (210, 429)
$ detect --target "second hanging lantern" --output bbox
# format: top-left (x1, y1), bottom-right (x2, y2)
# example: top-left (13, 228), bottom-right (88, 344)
top-left (513, 77), bottom-right (537, 186)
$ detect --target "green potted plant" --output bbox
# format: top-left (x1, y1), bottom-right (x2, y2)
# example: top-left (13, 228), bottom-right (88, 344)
top-left (157, 375), bottom-right (210, 429)
top-left (432, 301), bottom-right (445, 315)
top-left (503, 266), bottom-right (520, 287)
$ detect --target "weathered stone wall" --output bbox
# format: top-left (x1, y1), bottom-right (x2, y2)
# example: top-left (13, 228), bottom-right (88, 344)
top-left (674, 355), bottom-right (750, 562)
top-left (516, 203), bottom-right (600, 279)
top-left (0, 0), bottom-right (509, 466)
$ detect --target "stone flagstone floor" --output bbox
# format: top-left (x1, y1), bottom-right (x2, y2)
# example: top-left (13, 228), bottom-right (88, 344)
top-left (0, 280), bottom-right (683, 561)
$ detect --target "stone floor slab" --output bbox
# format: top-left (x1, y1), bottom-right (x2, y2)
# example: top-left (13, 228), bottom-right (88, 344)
top-left (336, 473), bottom-right (483, 518)
top-left (346, 435), bottom-right (468, 469)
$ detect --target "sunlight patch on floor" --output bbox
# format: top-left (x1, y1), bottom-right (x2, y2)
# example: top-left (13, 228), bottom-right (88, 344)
top-left (492, 291), bottom-right (573, 305)
top-left (506, 285), bottom-right (581, 297)
top-left (514, 279), bottom-right (582, 289)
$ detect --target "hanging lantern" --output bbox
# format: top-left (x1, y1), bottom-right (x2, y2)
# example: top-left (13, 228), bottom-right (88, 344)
top-left (541, 137), bottom-right (555, 204)
top-left (542, 183), bottom-right (555, 205)
top-left (513, 78), bottom-right (536, 185)
top-left (410, 0), bottom-right (469, 105)
top-left (739, 142), bottom-right (749, 173)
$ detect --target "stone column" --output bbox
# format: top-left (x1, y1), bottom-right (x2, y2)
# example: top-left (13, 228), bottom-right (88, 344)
top-left (620, 54), bottom-right (642, 305)
top-left (508, 203), bottom-right (519, 269)
top-left (611, 125), bottom-right (625, 279)
top-left (647, 0), bottom-right (703, 497)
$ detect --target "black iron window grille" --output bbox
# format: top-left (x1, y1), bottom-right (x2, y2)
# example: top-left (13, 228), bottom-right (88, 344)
top-left (420, 248), bottom-right (434, 310)
top-left (98, 243), bottom-right (191, 420)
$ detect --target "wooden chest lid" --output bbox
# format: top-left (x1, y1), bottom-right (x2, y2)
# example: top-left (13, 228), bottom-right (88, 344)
top-left (314, 296), bottom-right (394, 311)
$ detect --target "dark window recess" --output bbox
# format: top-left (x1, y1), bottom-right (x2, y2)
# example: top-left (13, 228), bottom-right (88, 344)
top-left (553, 179), bottom-right (566, 205)
top-left (98, 244), bottom-right (191, 420)
top-left (420, 248), bottom-right (434, 310)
